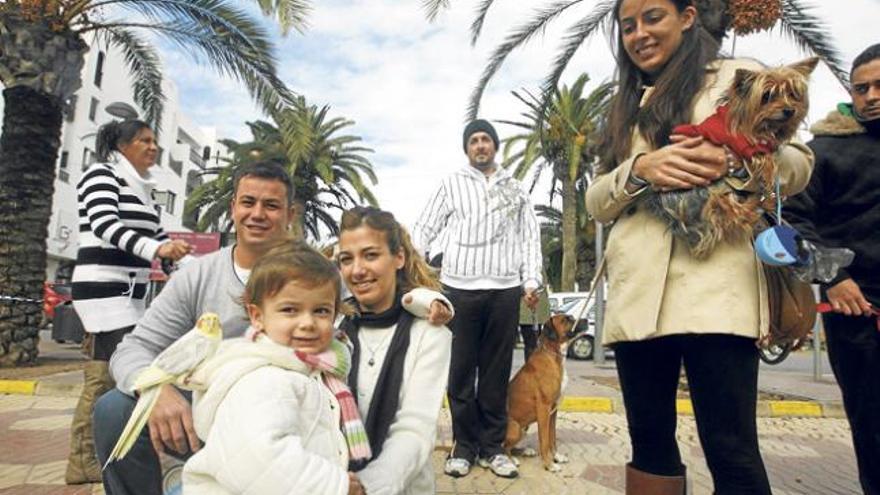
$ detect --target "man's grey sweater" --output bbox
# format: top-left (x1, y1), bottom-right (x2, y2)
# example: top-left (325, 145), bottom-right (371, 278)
top-left (110, 246), bottom-right (248, 395)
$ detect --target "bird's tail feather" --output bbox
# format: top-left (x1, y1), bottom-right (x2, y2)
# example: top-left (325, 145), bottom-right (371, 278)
top-left (104, 386), bottom-right (160, 469)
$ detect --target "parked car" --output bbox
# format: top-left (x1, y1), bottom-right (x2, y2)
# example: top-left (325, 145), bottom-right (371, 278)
top-left (556, 298), bottom-right (597, 360)
top-left (548, 291), bottom-right (590, 311)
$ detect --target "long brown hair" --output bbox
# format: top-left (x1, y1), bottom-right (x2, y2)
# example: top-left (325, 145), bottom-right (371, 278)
top-left (339, 206), bottom-right (441, 293)
top-left (598, 0), bottom-right (720, 174)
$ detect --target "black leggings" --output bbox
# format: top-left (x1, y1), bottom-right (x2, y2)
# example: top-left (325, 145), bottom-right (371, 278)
top-left (613, 334), bottom-right (771, 495)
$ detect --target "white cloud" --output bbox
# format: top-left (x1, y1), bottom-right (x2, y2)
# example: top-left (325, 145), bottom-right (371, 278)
top-left (160, 0), bottom-right (877, 233)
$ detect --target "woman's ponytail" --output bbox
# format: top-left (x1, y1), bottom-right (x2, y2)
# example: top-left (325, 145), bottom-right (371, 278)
top-left (94, 119), bottom-right (151, 162)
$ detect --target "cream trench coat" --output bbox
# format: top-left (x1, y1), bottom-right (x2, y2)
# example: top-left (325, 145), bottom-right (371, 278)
top-left (585, 58), bottom-right (814, 345)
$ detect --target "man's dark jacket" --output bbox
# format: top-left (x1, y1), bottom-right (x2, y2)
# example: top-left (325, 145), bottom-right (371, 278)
top-left (785, 107), bottom-right (880, 305)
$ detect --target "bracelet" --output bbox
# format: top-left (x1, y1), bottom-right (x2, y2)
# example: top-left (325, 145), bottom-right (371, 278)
top-left (724, 147), bottom-right (749, 179)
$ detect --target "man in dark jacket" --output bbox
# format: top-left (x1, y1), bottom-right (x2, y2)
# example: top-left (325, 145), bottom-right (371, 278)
top-left (786, 43), bottom-right (880, 495)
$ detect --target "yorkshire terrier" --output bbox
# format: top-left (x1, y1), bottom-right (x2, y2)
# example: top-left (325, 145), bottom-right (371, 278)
top-left (643, 57), bottom-right (818, 259)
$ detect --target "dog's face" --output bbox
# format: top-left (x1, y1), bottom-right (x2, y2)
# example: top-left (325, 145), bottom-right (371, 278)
top-left (540, 313), bottom-right (576, 345)
top-left (726, 57), bottom-right (818, 144)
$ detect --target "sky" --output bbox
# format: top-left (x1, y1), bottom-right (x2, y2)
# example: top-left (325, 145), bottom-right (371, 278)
top-left (158, 0), bottom-right (879, 233)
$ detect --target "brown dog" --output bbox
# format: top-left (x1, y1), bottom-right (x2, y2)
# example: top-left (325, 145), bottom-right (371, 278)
top-left (644, 57), bottom-right (818, 259)
top-left (504, 313), bottom-right (575, 472)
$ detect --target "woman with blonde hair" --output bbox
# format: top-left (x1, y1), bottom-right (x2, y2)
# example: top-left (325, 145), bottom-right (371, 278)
top-left (336, 206), bottom-right (452, 495)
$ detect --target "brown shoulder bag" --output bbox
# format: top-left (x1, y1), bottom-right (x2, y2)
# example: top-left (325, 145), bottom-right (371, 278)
top-left (763, 264), bottom-right (817, 347)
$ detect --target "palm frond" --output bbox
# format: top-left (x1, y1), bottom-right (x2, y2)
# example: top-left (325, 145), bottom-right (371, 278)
top-left (539, 0), bottom-right (614, 105)
top-left (253, 0), bottom-right (311, 35)
top-left (778, 0), bottom-right (849, 88)
top-left (98, 28), bottom-right (165, 133)
top-left (469, 0), bottom-right (497, 46)
top-left (466, 0), bottom-right (586, 121)
top-left (422, 0), bottom-right (451, 22)
top-left (89, 0), bottom-right (295, 116)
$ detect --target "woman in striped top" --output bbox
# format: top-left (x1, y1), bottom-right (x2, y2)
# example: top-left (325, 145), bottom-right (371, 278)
top-left (66, 120), bottom-right (191, 484)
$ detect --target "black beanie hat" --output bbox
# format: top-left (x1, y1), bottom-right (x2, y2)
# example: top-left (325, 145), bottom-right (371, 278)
top-left (462, 119), bottom-right (499, 153)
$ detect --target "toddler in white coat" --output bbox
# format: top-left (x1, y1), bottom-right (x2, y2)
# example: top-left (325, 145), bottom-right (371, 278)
top-left (182, 241), bottom-right (368, 495)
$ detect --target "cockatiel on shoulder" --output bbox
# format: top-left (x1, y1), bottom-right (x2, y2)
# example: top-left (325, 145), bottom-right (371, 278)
top-left (105, 312), bottom-right (223, 466)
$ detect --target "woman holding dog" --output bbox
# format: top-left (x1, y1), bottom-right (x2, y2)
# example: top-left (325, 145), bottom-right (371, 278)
top-left (585, 0), bottom-right (813, 493)
top-left (336, 206), bottom-right (453, 495)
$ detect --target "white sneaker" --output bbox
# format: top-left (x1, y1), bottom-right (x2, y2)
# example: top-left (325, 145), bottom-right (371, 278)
top-left (444, 457), bottom-right (471, 478)
top-left (478, 454), bottom-right (519, 478)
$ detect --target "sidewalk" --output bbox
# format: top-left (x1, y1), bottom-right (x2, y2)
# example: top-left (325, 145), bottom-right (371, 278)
top-left (0, 335), bottom-right (859, 494)
top-left (0, 395), bottom-right (861, 494)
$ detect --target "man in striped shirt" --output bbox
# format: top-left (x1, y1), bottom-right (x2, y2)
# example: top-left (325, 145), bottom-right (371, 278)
top-left (412, 119), bottom-right (543, 479)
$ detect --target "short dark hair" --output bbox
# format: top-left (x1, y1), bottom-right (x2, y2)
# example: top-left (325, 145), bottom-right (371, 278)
top-left (852, 43), bottom-right (880, 79)
top-left (95, 120), bottom-right (152, 162)
top-left (232, 161), bottom-right (294, 207)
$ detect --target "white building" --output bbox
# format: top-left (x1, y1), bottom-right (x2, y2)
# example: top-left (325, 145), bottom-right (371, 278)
top-left (0, 34), bottom-right (229, 281)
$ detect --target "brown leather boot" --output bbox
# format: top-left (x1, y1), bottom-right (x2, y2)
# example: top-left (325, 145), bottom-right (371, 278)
top-left (65, 360), bottom-right (114, 484)
top-left (626, 463), bottom-right (687, 495)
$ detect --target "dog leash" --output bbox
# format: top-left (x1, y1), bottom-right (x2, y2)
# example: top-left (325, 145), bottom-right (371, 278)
top-left (816, 302), bottom-right (880, 332)
top-left (564, 257), bottom-right (607, 343)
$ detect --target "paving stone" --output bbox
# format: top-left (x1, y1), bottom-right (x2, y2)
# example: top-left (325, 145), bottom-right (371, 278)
top-left (0, 465), bottom-right (29, 490)
top-left (10, 415), bottom-right (73, 432)
top-left (25, 461), bottom-right (67, 485)
top-left (0, 394), bottom-right (865, 494)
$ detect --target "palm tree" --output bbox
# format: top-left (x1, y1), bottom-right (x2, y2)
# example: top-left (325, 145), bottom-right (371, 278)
top-left (186, 97), bottom-right (378, 240)
top-left (0, 0), bottom-right (308, 366)
top-left (500, 73), bottom-right (612, 290)
top-left (422, 0), bottom-right (849, 120)
top-left (536, 200), bottom-right (597, 291)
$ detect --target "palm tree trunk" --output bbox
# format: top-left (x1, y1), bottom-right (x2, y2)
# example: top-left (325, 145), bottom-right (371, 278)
top-left (560, 175), bottom-right (577, 292)
top-left (291, 198), bottom-right (306, 240)
top-left (0, 86), bottom-right (64, 366)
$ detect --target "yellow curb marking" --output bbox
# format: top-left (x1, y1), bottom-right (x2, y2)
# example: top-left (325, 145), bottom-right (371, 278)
top-left (442, 396), bottom-right (615, 413)
top-left (768, 400), bottom-right (822, 417)
top-left (0, 380), bottom-right (37, 396)
top-left (676, 399), bottom-right (694, 415)
top-left (560, 397), bottom-right (614, 413)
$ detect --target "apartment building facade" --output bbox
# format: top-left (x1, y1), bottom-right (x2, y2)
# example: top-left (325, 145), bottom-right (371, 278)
top-left (0, 35), bottom-right (228, 281)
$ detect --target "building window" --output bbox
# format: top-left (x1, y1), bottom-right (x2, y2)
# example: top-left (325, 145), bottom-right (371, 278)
top-left (63, 96), bottom-right (77, 123)
top-left (94, 51), bottom-right (105, 88)
top-left (169, 159), bottom-right (183, 177)
top-left (165, 191), bottom-right (177, 214)
top-left (82, 148), bottom-right (94, 170)
top-left (88, 98), bottom-right (99, 122)
top-left (58, 151), bottom-right (70, 183)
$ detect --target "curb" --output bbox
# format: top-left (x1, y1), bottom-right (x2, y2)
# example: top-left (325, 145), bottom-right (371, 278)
top-left (0, 379), bottom-right (82, 398)
top-left (557, 397), bottom-right (846, 418)
top-left (2, 379), bottom-right (845, 418)
top-left (439, 394), bottom-right (843, 418)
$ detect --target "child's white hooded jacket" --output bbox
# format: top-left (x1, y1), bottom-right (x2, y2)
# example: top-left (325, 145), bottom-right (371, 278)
top-left (182, 334), bottom-right (350, 495)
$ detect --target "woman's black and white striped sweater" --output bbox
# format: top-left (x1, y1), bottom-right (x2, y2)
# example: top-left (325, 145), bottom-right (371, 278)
top-left (71, 155), bottom-right (168, 333)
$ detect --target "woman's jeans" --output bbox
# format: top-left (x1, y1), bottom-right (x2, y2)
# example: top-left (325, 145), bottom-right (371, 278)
top-left (613, 333), bottom-right (771, 495)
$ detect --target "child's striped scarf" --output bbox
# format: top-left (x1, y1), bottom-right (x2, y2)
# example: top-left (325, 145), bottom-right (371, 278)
top-left (294, 339), bottom-right (372, 466)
